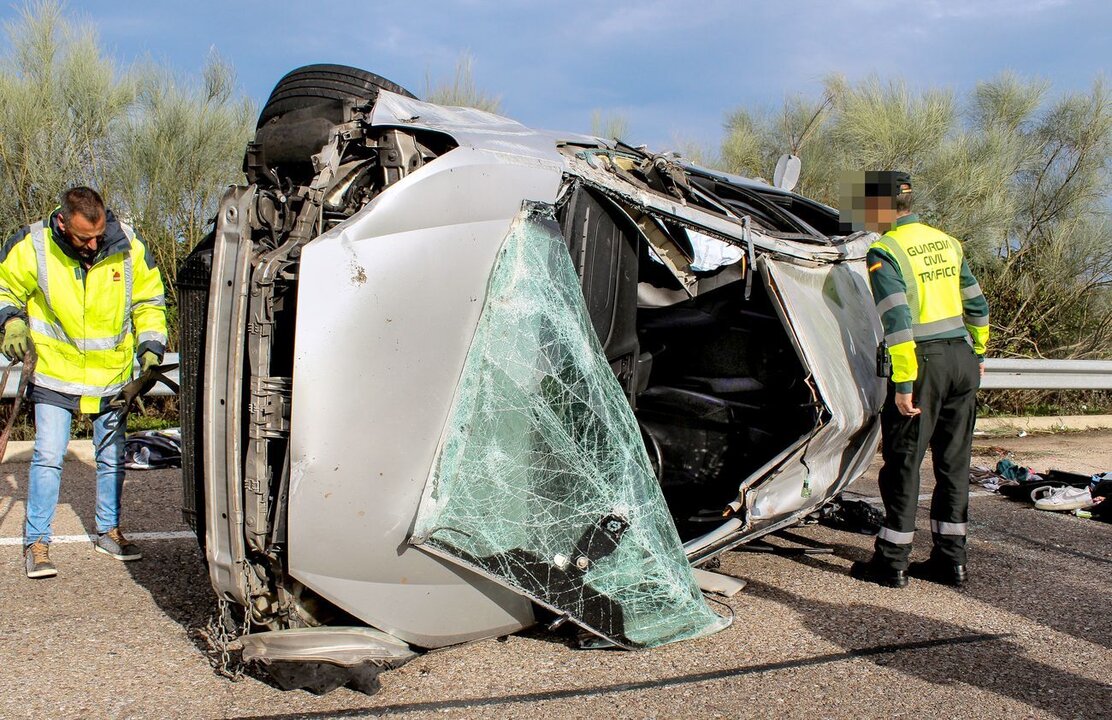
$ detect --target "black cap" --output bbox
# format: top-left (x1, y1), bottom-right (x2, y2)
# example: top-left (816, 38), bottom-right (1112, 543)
top-left (863, 171), bottom-right (912, 198)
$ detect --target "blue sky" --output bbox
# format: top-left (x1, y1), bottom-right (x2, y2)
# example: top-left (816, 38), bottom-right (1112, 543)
top-left (4, 0), bottom-right (1109, 150)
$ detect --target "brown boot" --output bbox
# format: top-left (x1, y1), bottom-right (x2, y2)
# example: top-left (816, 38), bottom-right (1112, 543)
top-left (25, 540), bottom-right (57, 579)
top-left (94, 527), bottom-right (143, 561)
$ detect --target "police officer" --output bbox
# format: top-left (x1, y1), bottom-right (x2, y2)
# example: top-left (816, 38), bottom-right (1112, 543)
top-left (0, 187), bottom-right (167, 578)
top-left (850, 172), bottom-right (989, 588)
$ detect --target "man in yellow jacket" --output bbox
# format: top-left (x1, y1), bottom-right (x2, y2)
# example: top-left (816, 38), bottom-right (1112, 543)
top-left (849, 172), bottom-right (989, 589)
top-left (1, 187), bottom-right (167, 578)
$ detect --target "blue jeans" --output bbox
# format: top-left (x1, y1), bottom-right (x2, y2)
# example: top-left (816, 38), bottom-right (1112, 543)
top-left (24, 403), bottom-right (125, 545)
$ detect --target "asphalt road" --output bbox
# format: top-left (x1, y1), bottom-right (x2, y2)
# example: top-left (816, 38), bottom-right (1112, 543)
top-left (1, 431), bottom-right (1110, 719)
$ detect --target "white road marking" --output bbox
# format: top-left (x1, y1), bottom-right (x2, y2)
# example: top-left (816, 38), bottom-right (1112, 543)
top-left (0, 530), bottom-right (195, 546)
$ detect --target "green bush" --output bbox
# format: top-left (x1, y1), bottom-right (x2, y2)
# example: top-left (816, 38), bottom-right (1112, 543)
top-left (715, 73), bottom-right (1112, 361)
top-left (0, 1), bottom-right (255, 350)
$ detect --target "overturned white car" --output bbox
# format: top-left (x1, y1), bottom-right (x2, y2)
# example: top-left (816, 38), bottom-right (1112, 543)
top-left (176, 65), bottom-right (884, 693)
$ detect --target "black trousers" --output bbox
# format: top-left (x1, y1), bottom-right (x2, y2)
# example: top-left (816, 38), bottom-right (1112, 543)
top-left (874, 338), bottom-right (980, 569)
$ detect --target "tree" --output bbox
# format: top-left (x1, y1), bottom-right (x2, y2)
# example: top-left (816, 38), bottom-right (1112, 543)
top-left (591, 110), bottom-right (630, 142)
top-left (0, 0), bottom-right (134, 236)
top-left (424, 51), bottom-right (501, 113)
top-left (108, 52), bottom-right (255, 315)
top-left (0, 1), bottom-right (255, 347)
top-left (719, 73), bottom-right (1112, 359)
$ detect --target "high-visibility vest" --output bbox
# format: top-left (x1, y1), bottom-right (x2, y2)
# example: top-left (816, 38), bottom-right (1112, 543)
top-left (0, 218), bottom-right (167, 414)
top-left (870, 222), bottom-right (967, 341)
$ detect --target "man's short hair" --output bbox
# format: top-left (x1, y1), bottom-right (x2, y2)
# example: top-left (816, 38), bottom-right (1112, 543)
top-left (894, 189), bottom-right (913, 213)
top-left (60, 186), bottom-right (106, 223)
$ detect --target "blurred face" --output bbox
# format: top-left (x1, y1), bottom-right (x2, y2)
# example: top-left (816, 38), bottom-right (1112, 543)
top-left (58, 212), bottom-right (107, 260)
top-left (863, 196), bottom-right (899, 233)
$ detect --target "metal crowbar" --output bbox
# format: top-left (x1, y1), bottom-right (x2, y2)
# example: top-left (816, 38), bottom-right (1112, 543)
top-left (0, 349), bottom-right (37, 464)
top-left (93, 362), bottom-right (180, 457)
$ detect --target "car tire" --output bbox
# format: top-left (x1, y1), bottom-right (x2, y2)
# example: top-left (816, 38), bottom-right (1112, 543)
top-left (257, 64), bottom-right (416, 128)
top-left (252, 64), bottom-right (417, 182)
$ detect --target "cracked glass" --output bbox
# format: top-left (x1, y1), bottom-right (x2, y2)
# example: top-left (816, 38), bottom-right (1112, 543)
top-left (412, 202), bottom-right (729, 648)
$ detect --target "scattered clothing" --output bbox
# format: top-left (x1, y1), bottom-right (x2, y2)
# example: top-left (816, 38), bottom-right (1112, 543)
top-left (995, 458), bottom-right (1040, 484)
top-left (971, 464), bottom-right (1013, 492)
top-left (1086, 476), bottom-right (1111, 522)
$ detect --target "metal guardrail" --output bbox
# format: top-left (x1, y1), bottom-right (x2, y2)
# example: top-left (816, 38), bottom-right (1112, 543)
top-left (981, 358), bottom-right (1112, 390)
top-left (1, 353), bottom-right (180, 398)
top-left (1, 354), bottom-right (1108, 396)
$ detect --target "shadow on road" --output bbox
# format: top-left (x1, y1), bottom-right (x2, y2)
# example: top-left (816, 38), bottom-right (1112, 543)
top-left (772, 513), bottom-right (1112, 652)
top-left (745, 579), bottom-right (1110, 719)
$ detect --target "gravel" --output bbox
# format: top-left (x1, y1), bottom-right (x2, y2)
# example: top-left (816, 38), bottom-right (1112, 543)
top-left (2, 431), bottom-right (1110, 719)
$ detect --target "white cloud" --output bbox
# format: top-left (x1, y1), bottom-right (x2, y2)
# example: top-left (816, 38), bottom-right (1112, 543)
top-left (920, 0), bottom-right (1069, 19)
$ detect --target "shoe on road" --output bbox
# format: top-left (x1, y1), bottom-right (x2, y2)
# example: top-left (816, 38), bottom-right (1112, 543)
top-left (908, 558), bottom-right (968, 587)
top-left (1034, 486), bottom-right (1094, 512)
top-left (25, 540), bottom-right (57, 579)
top-left (95, 528), bottom-right (143, 561)
top-left (849, 559), bottom-right (908, 588)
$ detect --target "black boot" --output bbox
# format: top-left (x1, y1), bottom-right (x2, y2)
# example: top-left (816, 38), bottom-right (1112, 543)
top-left (908, 558), bottom-right (967, 587)
top-left (849, 559), bottom-right (908, 588)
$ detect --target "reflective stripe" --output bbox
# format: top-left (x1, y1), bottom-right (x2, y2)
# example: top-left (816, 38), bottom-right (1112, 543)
top-left (122, 244), bottom-right (134, 315)
top-left (875, 291), bottom-right (908, 316)
top-left (121, 236), bottom-right (134, 341)
top-left (0, 301), bottom-right (19, 314)
top-left (914, 315), bottom-right (965, 336)
top-left (877, 527), bottom-right (915, 545)
top-left (885, 329), bottom-right (914, 346)
top-left (964, 315), bottom-right (989, 327)
top-left (81, 332), bottom-right (129, 351)
top-left (30, 317), bottom-right (128, 351)
top-left (32, 372), bottom-right (125, 398)
top-left (931, 520), bottom-right (967, 536)
top-left (961, 282), bottom-right (983, 299)
top-left (28, 317), bottom-right (74, 344)
top-left (872, 237), bottom-right (919, 317)
top-left (137, 330), bottom-right (167, 346)
top-left (30, 222), bottom-right (52, 310)
top-left (132, 294), bottom-right (165, 308)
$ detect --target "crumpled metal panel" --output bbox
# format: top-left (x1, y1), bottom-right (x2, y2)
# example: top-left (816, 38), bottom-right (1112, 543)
top-left (746, 248), bottom-right (885, 525)
top-left (371, 91), bottom-right (573, 162)
top-left (411, 202), bottom-right (729, 649)
top-left (240, 627), bottom-right (416, 667)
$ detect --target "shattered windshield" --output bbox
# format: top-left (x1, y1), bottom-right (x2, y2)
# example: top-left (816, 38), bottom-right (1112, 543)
top-left (411, 202), bottom-right (729, 648)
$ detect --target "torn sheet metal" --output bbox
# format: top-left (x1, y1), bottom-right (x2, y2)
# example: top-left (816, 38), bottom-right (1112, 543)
top-left (411, 202), bottom-right (729, 649)
top-left (561, 152), bottom-right (855, 263)
top-left (371, 91), bottom-right (567, 163)
top-left (240, 627), bottom-right (417, 667)
top-left (746, 256), bottom-right (885, 523)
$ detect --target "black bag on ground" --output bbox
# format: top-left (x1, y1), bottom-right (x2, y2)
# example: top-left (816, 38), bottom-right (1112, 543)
top-left (124, 429), bottom-right (182, 470)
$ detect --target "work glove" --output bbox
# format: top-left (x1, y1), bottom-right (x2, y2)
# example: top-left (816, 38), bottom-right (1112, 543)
top-left (1, 318), bottom-right (31, 363)
top-left (138, 350), bottom-right (160, 374)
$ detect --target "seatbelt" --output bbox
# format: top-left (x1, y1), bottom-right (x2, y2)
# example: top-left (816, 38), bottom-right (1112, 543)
top-left (93, 363), bottom-right (179, 456)
top-left (0, 349), bottom-right (36, 464)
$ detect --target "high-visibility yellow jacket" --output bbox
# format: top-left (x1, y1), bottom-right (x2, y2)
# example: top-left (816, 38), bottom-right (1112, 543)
top-left (867, 214), bottom-right (990, 393)
top-left (0, 209), bottom-right (168, 414)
